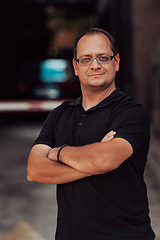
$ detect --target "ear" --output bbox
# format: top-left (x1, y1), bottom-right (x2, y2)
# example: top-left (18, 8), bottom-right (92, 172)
top-left (114, 54), bottom-right (120, 72)
top-left (73, 59), bottom-right (78, 76)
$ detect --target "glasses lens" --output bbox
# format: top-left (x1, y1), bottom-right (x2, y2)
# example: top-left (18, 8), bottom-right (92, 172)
top-left (97, 56), bottom-right (111, 63)
top-left (79, 57), bottom-right (92, 65)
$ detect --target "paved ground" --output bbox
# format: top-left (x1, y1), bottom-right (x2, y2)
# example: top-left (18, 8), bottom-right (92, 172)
top-left (144, 165), bottom-right (160, 239)
top-left (0, 122), bottom-right (57, 240)
top-left (0, 121), bottom-right (160, 240)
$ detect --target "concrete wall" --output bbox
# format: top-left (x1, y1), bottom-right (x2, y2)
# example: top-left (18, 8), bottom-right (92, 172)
top-left (132, 0), bottom-right (160, 113)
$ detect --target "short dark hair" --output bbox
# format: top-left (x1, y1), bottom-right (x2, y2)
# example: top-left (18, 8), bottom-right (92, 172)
top-left (73, 28), bottom-right (119, 59)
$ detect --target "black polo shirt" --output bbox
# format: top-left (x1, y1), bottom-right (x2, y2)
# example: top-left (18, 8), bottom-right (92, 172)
top-left (34, 88), bottom-right (155, 240)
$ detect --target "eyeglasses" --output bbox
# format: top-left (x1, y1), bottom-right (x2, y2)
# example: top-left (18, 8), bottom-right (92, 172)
top-left (75, 55), bottom-right (115, 65)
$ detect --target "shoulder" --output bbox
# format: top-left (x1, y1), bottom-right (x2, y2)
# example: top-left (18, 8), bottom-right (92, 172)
top-left (44, 97), bottom-right (81, 124)
top-left (51, 96), bottom-right (81, 113)
top-left (109, 90), bottom-right (150, 151)
top-left (112, 89), bottom-right (149, 119)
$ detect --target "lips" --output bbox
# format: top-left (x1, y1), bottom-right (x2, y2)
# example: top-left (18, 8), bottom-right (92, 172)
top-left (88, 72), bottom-right (105, 77)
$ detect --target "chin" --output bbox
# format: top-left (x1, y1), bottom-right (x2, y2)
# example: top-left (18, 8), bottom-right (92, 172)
top-left (88, 79), bottom-right (108, 87)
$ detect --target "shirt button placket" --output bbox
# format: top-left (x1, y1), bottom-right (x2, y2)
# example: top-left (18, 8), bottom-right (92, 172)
top-left (78, 112), bottom-right (86, 129)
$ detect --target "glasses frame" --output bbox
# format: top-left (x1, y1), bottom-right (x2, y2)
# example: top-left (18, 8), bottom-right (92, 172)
top-left (75, 55), bottom-right (115, 66)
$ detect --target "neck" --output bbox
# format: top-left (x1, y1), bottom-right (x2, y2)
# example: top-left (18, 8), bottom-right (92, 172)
top-left (81, 85), bottom-right (116, 111)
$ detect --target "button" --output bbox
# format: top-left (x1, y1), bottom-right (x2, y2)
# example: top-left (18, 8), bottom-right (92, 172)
top-left (79, 122), bottom-right (83, 126)
top-left (82, 113), bottom-right (85, 117)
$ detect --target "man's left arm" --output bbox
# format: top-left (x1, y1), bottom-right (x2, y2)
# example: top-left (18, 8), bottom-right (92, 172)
top-left (48, 136), bottom-right (133, 175)
top-left (48, 102), bottom-right (149, 175)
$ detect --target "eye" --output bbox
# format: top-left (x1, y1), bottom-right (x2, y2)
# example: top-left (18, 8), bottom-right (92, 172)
top-left (98, 56), bottom-right (110, 62)
top-left (79, 57), bottom-right (91, 64)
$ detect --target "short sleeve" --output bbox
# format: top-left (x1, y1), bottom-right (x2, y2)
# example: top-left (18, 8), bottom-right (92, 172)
top-left (109, 105), bottom-right (150, 152)
top-left (33, 111), bottom-right (55, 148)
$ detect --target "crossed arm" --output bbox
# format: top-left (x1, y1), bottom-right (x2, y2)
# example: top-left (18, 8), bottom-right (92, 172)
top-left (27, 131), bottom-right (133, 184)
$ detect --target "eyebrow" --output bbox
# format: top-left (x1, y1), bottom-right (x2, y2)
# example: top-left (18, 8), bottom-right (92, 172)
top-left (79, 52), bottom-right (109, 58)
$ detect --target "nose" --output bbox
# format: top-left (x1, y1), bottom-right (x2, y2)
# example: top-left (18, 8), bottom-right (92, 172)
top-left (90, 58), bottom-right (101, 69)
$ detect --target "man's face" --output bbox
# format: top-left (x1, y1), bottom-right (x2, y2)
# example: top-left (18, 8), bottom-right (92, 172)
top-left (73, 33), bottom-right (120, 92)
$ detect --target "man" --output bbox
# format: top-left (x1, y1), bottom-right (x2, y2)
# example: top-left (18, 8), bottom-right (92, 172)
top-left (27, 28), bottom-right (155, 239)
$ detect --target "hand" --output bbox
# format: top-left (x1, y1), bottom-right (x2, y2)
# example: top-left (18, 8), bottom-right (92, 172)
top-left (47, 147), bottom-right (59, 161)
top-left (101, 130), bottom-right (116, 143)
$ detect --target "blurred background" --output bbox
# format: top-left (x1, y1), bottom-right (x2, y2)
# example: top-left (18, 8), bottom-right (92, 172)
top-left (0, 0), bottom-right (160, 239)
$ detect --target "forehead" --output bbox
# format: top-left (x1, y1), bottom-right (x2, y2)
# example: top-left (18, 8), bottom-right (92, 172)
top-left (77, 33), bottom-right (112, 57)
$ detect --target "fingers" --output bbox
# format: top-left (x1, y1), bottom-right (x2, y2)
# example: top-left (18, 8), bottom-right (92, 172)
top-left (47, 147), bottom-right (58, 161)
top-left (101, 130), bottom-right (116, 142)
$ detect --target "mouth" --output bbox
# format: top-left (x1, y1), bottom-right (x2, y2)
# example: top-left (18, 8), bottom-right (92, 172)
top-left (89, 73), bottom-right (105, 77)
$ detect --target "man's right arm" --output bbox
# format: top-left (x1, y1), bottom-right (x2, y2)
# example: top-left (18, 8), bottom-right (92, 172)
top-left (27, 144), bottom-right (91, 184)
top-left (27, 131), bottom-right (116, 184)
